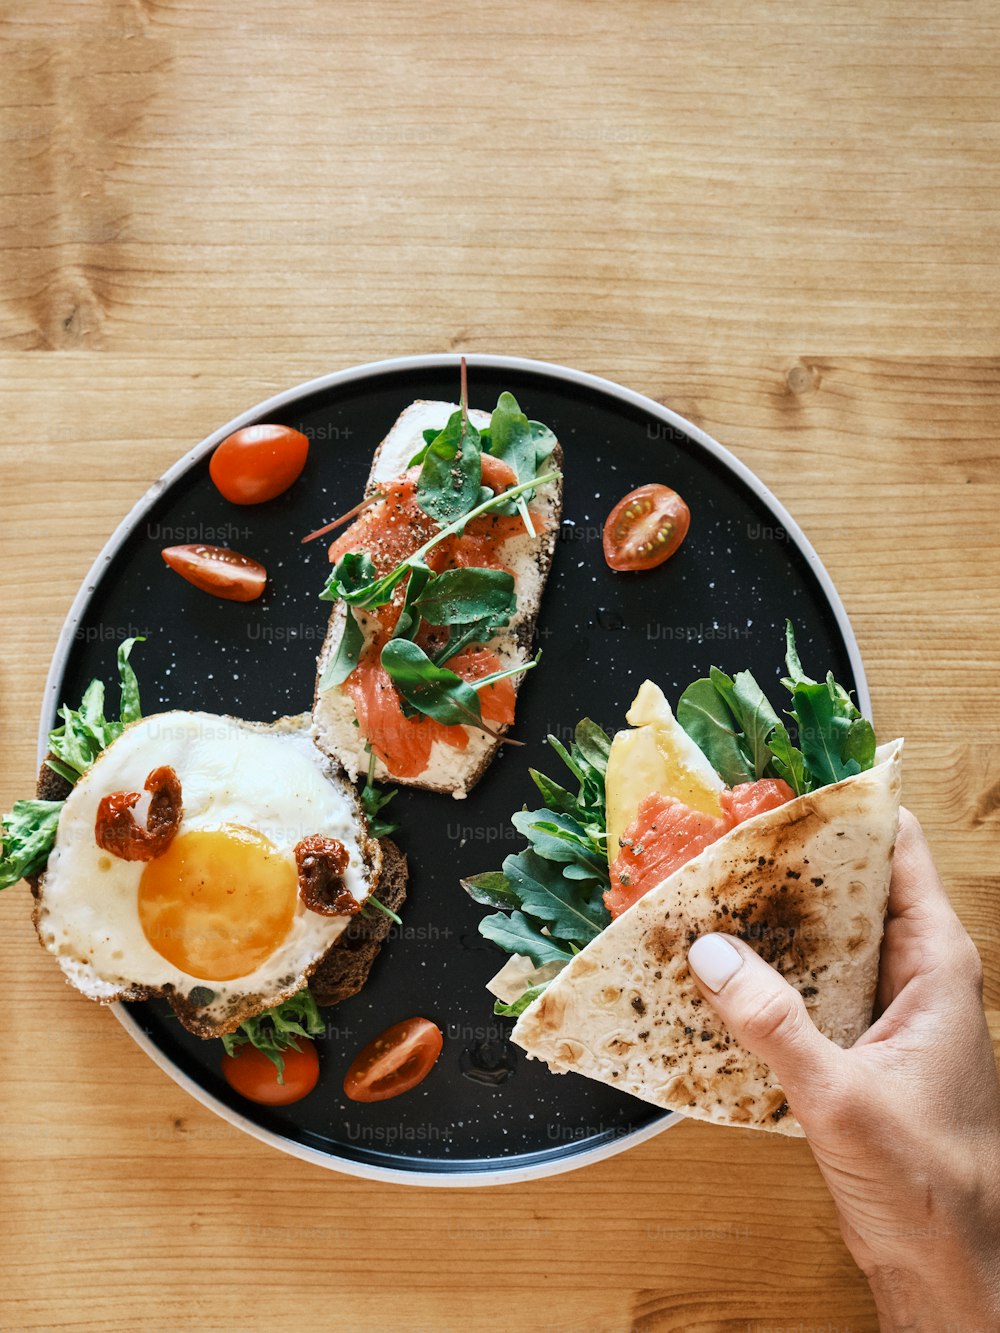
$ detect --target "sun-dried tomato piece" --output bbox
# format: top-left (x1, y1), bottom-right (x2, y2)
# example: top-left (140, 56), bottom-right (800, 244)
top-left (95, 765), bottom-right (183, 862)
top-left (294, 835), bottom-right (359, 916)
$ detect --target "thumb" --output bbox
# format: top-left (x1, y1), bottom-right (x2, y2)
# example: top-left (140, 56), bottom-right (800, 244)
top-left (687, 933), bottom-right (843, 1107)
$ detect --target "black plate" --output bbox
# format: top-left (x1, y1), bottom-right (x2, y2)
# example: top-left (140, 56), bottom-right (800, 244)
top-left (41, 355), bottom-right (867, 1184)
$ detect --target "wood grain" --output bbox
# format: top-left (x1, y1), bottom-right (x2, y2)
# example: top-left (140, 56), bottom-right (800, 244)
top-left (2, 2), bottom-right (999, 1330)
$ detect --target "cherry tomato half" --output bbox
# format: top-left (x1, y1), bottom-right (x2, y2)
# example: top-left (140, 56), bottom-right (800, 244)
top-left (161, 544), bottom-right (267, 602)
top-left (221, 1041), bottom-right (320, 1106)
top-left (602, 483), bottom-right (691, 572)
top-left (210, 424), bottom-right (310, 505)
top-left (343, 1018), bottom-right (443, 1103)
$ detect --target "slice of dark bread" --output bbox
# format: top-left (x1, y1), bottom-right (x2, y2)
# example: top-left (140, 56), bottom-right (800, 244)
top-left (309, 836), bottom-right (407, 1006)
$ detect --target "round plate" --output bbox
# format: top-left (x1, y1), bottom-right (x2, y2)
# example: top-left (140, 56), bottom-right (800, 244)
top-left (39, 354), bottom-right (867, 1186)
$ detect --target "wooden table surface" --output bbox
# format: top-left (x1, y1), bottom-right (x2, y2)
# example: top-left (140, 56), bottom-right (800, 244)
top-left (2, 3), bottom-right (998, 1330)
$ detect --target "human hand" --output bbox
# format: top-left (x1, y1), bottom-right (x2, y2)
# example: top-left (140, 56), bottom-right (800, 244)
top-left (687, 809), bottom-right (1000, 1331)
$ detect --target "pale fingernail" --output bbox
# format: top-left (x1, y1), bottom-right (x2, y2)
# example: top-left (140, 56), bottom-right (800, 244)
top-left (688, 934), bottom-right (743, 992)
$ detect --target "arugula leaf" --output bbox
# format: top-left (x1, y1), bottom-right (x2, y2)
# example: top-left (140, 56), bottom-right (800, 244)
top-left (767, 722), bottom-right (809, 797)
top-left (117, 637), bottom-right (143, 726)
top-left (487, 392), bottom-right (542, 531)
top-left (510, 809), bottom-right (607, 876)
top-left (416, 408), bottom-right (483, 526)
top-left (574, 718), bottom-right (613, 775)
top-left (478, 910), bottom-right (576, 969)
top-left (380, 639), bottom-right (486, 731)
top-left (2, 640), bottom-right (146, 891)
top-left (489, 392), bottom-right (536, 477)
top-left (460, 870), bottom-right (522, 910)
top-left (413, 567), bottom-right (516, 628)
top-left (676, 677), bottom-right (755, 787)
top-left (527, 767), bottom-right (580, 817)
top-left (46, 636), bottom-right (145, 784)
top-left (554, 719), bottom-right (613, 820)
top-left (502, 848), bottom-right (608, 943)
top-left (358, 746), bottom-right (399, 839)
top-left (787, 682), bottom-right (863, 787)
top-left (360, 783), bottom-right (399, 840)
top-left (320, 551), bottom-right (400, 610)
top-left (841, 712), bottom-right (877, 772)
top-left (220, 987), bottom-right (326, 1081)
top-left (780, 624), bottom-right (876, 787)
top-left (494, 979), bottom-right (552, 1017)
top-left (710, 666), bottom-right (781, 780)
top-left (409, 425), bottom-right (449, 464)
top-left (782, 617), bottom-right (816, 689)
top-left (0, 801), bottom-right (64, 890)
top-left (529, 420), bottom-right (558, 467)
top-left (390, 559), bottom-right (433, 642)
top-left (464, 716), bottom-right (613, 1013)
top-left (318, 607), bottom-right (365, 691)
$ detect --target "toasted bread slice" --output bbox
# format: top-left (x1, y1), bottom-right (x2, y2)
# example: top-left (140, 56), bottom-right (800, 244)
top-left (309, 837), bottom-right (407, 1005)
top-left (29, 714), bottom-right (406, 1038)
top-left (312, 400), bottom-right (564, 798)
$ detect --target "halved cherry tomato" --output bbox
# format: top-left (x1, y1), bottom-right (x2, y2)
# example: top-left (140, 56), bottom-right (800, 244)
top-left (161, 544), bottom-right (267, 602)
top-left (210, 424), bottom-right (309, 505)
top-left (221, 1041), bottom-right (320, 1106)
top-left (602, 483), bottom-right (690, 572)
top-left (343, 1017), bottom-right (443, 1103)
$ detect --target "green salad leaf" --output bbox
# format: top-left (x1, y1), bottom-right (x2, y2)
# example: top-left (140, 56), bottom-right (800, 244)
top-left (390, 558), bottom-right (433, 642)
top-left (413, 566), bottom-right (516, 629)
top-left (767, 721), bottom-right (809, 797)
top-left (360, 748), bottom-right (399, 839)
top-left (221, 987), bottom-right (326, 1081)
top-left (463, 718), bottom-right (614, 1014)
top-left (676, 621), bottom-right (874, 795)
top-left (710, 667), bottom-right (782, 780)
top-left (380, 639), bottom-right (491, 731)
top-left (502, 847), bottom-right (607, 942)
top-left (416, 406), bottom-right (483, 526)
top-left (460, 870), bottom-right (522, 910)
top-left (486, 391), bottom-right (540, 531)
top-left (478, 910), bottom-right (577, 969)
top-left (675, 676), bottom-right (755, 787)
top-left (317, 606), bottom-right (365, 691)
top-left (0, 801), bottom-right (64, 890)
top-left (1, 639), bottom-right (146, 891)
top-left (493, 981), bottom-right (552, 1018)
top-left (46, 637), bottom-right (145, 784)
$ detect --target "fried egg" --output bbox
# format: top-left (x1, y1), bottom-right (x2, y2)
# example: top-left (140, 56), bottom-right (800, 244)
top-left (34, 711), bottom-right (381, 1036)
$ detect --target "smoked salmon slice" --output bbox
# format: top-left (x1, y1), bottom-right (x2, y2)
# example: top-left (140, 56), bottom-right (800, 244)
top-left (606, 778), bottom-right (795, 919)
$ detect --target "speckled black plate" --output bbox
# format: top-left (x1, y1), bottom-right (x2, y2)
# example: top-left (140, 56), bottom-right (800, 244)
top-left (40, 355), bottom-right (867, 1185)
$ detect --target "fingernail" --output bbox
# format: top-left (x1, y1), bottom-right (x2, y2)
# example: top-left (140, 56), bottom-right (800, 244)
top-left (688, 934), bottom-right (743, 992)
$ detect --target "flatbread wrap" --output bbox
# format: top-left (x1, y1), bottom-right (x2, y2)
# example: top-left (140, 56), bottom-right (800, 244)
top-left (510, 738), bottom-right (902, 1135)
top-left (464, 625), bottom-right (903, 1135)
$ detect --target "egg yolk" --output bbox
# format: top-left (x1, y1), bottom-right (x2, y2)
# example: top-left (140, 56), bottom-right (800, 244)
top-left (138, 826), bottom-right (297, 981)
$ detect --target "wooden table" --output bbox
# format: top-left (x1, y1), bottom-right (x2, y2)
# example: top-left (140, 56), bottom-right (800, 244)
top-left (2, 3), bottom-right (998, 1329)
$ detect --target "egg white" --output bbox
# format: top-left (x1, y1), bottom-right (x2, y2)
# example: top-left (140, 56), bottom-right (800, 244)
top-left (35, 711), bottom-right (374, 1028)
